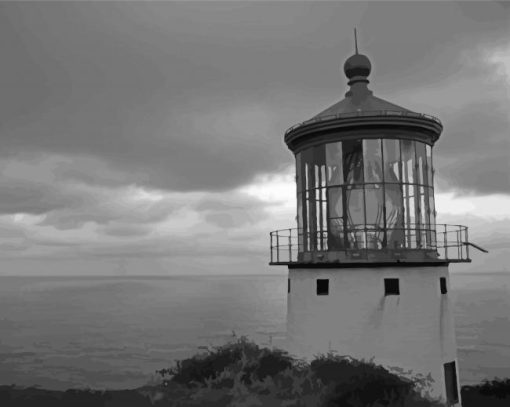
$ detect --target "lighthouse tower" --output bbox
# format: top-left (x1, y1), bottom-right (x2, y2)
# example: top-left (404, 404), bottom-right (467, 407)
top-left (269, 43), bottom-right (474, 406)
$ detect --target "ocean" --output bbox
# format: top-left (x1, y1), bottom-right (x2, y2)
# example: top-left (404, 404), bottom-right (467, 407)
top-left (0, 273), bottom-right (509, 390)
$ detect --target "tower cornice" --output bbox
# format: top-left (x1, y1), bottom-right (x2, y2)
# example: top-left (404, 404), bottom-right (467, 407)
top-left (284, 111), bottom-right (443, 153)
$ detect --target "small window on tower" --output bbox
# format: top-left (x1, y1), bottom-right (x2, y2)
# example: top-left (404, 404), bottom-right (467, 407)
top-left (384, 278), bottom-right (400, 295)
top-left (288, 278), bottom-right (291, 293)
top-left (316, 279), bottom-right (329, 296)
top-left (440, 277), bottom-right (447, 294)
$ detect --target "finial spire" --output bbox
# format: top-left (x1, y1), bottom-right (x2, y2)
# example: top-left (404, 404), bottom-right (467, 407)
top-left (343, 29), bottom-right (372, 96)
top-left (354, 28), bottom-right (358, 54)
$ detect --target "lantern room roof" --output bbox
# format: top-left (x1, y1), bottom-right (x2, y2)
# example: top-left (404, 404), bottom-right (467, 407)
top-left (313, 93), bottom-right (411, 120)
top-left (284, 50), bottom-right (443, 152)
top-left (313, 52), bottom-right (411, 119)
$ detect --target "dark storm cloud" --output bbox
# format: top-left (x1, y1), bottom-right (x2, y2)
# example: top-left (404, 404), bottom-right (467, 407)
top-left (0, 2), bottom-right (297, 192)
top-left (0, 179), bottom-right (79, 215)
top-left (435, 100), bottom-right (510, 194)
top-left (0, 1), bottom-right (508, 195)
top-left (0, 184), bottom-right (60, 215)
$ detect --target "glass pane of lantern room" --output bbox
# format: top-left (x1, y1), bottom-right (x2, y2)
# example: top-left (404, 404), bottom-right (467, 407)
top-left (365, 185), bottom-right (384, 249)
top-left (403, 183), bottom-right (417, 248)
top-left (327, 186), bottom-right (345, 249)
top-left (326, 142), bottom-right (343, 186)
top-left (297, 191), bottom-right (304, 250)
top-left (311, 145), bottom-right (326, 189)
top-left (419, 186), bottom-right (429, 247)
top-left (305, 189), bottom-right (311, 250)
top-left (363, 139), bottom-right (383, 183)
top-left (303, 146), bottom-right (325, 190)
top-left (303, 150), bottom-right (311, 191)
top-left (303, 146), bottom-right (326, 250)
top-left (302, 148), bottom-right (313, 251)
top-left (426, 144), bottom-right (433, 186)
top-left (320, 166), bottom-right (328, 250)
top-left (416, 142), bottom-right (428, 186)
top-left (345, 187), bottom-right (365, 248)
top-left (385, 184), bottom-right (404, 249)
top-left (383, 139), bottom-right (401, 183)
top-left (429, 187), bottom-right (436, 229)
top-left (296, 152), bottom-right (303, 193)
top-left (343, 140), bottom-right (364, 185)
top-left (401, 140), bottom-right (416, 184)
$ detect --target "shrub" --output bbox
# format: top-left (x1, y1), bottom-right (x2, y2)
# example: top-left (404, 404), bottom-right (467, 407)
top-left (478, 378), bottom-right (510, 398)
top-left (5, 339), bottom-right (510, 407)
top-left (156, 337), bottom-right (443, 407)
top-left (461, 378), bottom-right (510, 407)
top-left (310, 353), bottom-right (435, 407)
top-left (157, 336), bottom-right (293, 387)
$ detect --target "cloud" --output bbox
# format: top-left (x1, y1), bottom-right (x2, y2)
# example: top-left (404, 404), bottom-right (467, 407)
top-left (0, 2), bottom-right (508, 274)
top-left (0, 153), bottom-right (276, 264)
top-left (434, 100), bottom-right (510, 195)
top-left (0, 155), bottom-right (83, 215)
top-left (95, 223), bottom-right (153, 238)
top-left (0, 2), bottom-right (508, 195)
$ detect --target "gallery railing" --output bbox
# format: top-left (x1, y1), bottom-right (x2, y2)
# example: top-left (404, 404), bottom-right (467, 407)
top-left (285, 110), bottom-right (442, 136)
top-left (269, 224), bottom-right (470, 264)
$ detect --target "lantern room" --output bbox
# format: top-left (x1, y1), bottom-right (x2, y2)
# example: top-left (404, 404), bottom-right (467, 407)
top-left (270, 50), bottom-right (473, 265)
top-left (296, 135), bottom-right (435, 252)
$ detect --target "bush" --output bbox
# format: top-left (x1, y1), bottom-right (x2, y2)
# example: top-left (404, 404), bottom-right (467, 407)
top-left (310, 353), bottom-right (416, 406)
top-left (157, 336), bottom-right (293, 387)
top-left (461, 378), bottom-right (510, 407)
top-left (3, 338), bottom-right (510, 406)
top-left (156, 337), bottom-right (442, 407)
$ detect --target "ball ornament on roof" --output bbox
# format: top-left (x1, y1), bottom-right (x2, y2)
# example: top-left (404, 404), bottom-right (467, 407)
top-left (343, 53), bottom-right (371, 80)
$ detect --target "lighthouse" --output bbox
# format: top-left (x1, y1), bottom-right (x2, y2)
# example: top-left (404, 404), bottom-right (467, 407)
top-left (269, 39), bottom-right (480, 406)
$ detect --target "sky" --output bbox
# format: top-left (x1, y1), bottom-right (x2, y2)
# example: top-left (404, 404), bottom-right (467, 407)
top-left (0, 1), bottom-right (508, 276)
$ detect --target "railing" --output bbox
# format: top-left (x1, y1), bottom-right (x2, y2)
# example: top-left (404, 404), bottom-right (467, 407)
top-left (285, 110), bottom-right (442, 136)
top-left (269, 224), bottom-right (470, 264)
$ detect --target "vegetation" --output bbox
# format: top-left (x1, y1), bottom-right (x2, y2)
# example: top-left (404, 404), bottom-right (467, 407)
top-left (1, 337), bottom-right (510, 406)
top-left (153, 336), bottom-right (441, 407)
top-left (462, 378), bottom-right (510, 407)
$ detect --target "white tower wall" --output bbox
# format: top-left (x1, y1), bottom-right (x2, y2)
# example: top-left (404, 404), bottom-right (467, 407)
top-left (286, 265), bottom-right (461, 405)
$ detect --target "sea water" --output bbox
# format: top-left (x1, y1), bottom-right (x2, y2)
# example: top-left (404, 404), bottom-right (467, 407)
top-left (0, 273), bottom-right (508, 390)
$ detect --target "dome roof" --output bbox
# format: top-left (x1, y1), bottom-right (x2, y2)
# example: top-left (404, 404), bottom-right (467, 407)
top-left (313, 93), bottom-right (411, 119)
top-left (313, 51), bottom-right (412, 119)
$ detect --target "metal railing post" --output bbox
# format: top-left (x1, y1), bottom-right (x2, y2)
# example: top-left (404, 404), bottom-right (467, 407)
top-left (288, 229), bottom-right (292, 262)
top-left (457, 229), bottom-right (461, 259)
top-left (444, 224), bottom-right (448, 259)
top-left (270, 232), bottom-right (273, 263)
top-left (465, 227), bottom-right (470, 260)
top-left (276, 233), bottom-right (280, 263)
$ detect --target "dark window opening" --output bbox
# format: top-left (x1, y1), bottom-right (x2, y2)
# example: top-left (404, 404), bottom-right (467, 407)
top-left (440, 277), bottom-right (448, 294)
top-left (444, 361), bottom-right (459, 404)
top-left (384, 278), bottom-right (400, 295)
top-left (316, 279), bottom-right (329, 296)
top-left (288, 278), bottom-right (291, 293)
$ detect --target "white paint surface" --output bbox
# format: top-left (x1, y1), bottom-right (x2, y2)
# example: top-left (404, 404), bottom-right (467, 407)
top-left (287, 265), bottom-right (461, 405)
